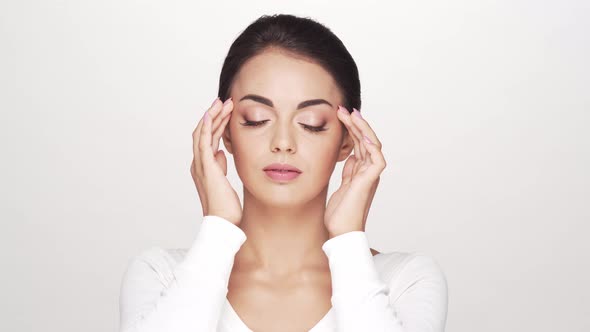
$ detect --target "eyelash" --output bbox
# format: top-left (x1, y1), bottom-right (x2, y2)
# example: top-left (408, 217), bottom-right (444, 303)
top-left (240, 120), bottom-right (327, 133)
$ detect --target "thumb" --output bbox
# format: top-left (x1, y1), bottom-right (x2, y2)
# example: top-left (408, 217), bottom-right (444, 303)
top-left (341, 154), bottom-right (356, 186)
top-left (215, 150), bottom-right (228, 176)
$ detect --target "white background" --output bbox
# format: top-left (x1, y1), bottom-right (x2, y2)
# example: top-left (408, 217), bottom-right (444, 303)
top-left (1, 1), bottom-right (588, 331)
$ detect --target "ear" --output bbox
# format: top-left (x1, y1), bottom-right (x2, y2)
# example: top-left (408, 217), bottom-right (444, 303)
top-left (221, 125), bottom-right (234, 154)
top-left (337, 130), bottom-right (354, 162)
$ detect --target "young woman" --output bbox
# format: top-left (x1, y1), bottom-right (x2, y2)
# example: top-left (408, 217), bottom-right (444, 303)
top-left (119, 14), bottom-right (448, 332)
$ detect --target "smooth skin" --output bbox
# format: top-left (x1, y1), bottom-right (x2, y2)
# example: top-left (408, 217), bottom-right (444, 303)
top-left (190, 49), bottom-right (386, 332)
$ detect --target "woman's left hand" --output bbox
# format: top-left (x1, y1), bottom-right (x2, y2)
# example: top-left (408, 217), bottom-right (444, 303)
top-left (324, 106), bottom-right (387, 238)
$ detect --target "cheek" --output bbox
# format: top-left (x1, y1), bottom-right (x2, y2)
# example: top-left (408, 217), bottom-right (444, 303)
top-left (306, 139), bottom-right (341, 171)
top-left (228, 125), bottom-right (263, 174)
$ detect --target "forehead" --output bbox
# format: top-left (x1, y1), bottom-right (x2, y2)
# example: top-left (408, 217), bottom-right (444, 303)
top-left (231, 49), bottom-right (342, 105)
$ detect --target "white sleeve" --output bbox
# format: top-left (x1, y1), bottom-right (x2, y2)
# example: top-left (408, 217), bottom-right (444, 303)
top-left (118, 215), bottom-right (247, 332)
top-left (321, 231), bottom-right (448, 332)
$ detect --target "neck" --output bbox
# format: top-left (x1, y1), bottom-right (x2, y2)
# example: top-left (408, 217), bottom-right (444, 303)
top-left (234, 186), bottom-right (331, 278)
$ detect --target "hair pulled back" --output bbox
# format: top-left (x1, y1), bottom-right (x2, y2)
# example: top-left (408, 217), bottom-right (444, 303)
top-left (217, 14), bottom-right (361, 112)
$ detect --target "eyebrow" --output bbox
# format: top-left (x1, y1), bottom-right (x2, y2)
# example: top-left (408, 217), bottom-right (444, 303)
top-left (239, 94), bottom-right (333, 110)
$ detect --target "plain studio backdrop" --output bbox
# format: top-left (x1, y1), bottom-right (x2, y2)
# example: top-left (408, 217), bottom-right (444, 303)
top-left (1, 0), bottom-right (588, 331)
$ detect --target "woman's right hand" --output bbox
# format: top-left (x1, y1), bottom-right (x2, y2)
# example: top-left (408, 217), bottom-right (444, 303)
top-left (190, 97), bottom-right (242, 226)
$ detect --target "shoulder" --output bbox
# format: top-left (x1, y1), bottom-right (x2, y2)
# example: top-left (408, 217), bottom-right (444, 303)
top-left (118, 247), bottom-right (198, 330)
top-left (372, 250), bottom-right (448, 298)
top-left (372, 250), bottom-right (447, 281)
top-left (121, 246), bottom-right (188, 287)
top-left (372, 251), bottom-right (448, 328)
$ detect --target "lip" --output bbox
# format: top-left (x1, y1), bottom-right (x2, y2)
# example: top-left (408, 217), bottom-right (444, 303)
top-left (263, 163), bottom-right (302, 182)
top-left (263, 163), bottom-right (302, 173)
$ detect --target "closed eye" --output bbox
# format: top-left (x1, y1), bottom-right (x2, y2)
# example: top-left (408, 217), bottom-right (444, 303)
top-left (301, 124), bottom-right (328, 132)
top-left (240, 120), bottom-right (328, 133)
top-left (240, 120), bottom-right (269, 127)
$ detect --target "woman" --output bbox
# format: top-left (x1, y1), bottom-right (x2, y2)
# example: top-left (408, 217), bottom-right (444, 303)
top-left (119, 14), bottom-right (448, 332)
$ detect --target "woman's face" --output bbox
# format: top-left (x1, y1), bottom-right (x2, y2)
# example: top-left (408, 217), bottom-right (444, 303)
top-left (222, 48), bottom-right (353, 207)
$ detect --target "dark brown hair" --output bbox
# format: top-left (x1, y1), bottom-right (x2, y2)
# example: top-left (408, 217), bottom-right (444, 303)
top-left (217, 14), bottom-right (361, 113)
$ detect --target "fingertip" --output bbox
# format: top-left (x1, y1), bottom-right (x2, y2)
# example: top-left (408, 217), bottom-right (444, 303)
top-left (221, 98), bottom-right (234, 112)
top-left (223, 97), bottom-right (233, 106)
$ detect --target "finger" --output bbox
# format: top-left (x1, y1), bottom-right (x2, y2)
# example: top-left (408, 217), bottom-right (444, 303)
top-left (352, 146), bottom-right (363, 176)
top-left (212, 98), bottom-right (233, 138)
top-left (207, 97), bottom-right (226, 121)
top-left (338, 106), bottom-right (366, 161)
top-left (362, 136), bottom-right (387, 178)
top-left (193, 98), bottom-right (221, 154)
top-left (336, 106), bottom-right (362, 160)
top-left (198, 106), bottom-right (217, 171)
top-left (214, 149), bottom-right (228, 176)
top-left (341, 154), bottom-right (356, 186)
top-left (193, 124), bottom-right (204, 173)
top-left (344, 106), bottom-right (367, 160)
top-left (195, 97), bottom-right (224, 144)
top-left (212, 113), bottom-right (231, 153)
top-left (350, 108), bottom-right (382, 150)
top-left (349, 108), bottom-right (368, 159)
top-left (362, 176), bottom-right (380, 230)
top-left (190, 158), bottom-right (208, 213)
top-left (193, 98), bottom-right (223, 171)
top-left (212, 97), bottom-right (234, 153)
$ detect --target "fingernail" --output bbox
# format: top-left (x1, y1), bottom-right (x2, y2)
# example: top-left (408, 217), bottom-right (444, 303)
top-left (337, 105), bottom-right (347, 114)
top-left (363, 135), bottom-right (373, 144)
top-left (211, 97), bottom-right (219, 107)
top-left (353, 108), bottom-right (363, 119)
top-left (223, 97), bottom-right (232, 105)
top-left (203, 111), bottom-right (208, 120)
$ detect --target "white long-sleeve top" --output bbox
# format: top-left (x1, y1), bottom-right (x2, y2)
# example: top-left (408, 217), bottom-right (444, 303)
top-left (119, 215), bottom-right (448, 332)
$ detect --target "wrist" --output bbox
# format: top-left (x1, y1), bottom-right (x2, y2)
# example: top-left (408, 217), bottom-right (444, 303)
top-left (328, 227), bottom-right (363, 239)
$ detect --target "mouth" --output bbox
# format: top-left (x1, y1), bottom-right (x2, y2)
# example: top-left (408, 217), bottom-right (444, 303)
top-left (263, 163), bottom-right (302, 182)
top-left (262, 163), bottom-right (302, 173)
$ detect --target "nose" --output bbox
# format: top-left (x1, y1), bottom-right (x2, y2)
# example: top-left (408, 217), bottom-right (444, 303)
top-left (270, 123), bottom-right (296, 154)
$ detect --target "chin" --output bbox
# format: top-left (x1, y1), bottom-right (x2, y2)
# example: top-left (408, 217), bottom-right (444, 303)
top-left (253, 181), bottom-right (329, 209)
top-left (241, 179), bottom-right (301, 206)
top-left (256, 186), bottom-right (309, 206)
